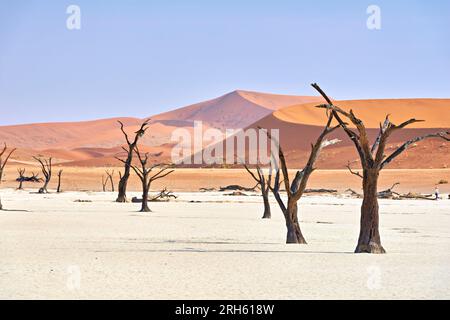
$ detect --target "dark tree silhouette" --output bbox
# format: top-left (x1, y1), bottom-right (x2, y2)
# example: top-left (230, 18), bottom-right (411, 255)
top-left (33, 156), bottom-right (52, 194)
top-left (0, 143), bottom-right (16, 183)
top-left (17, 168), bottom-right (26, 190)
top-left (243, 163), bottom-right (273, 219)
top-left (101, 175), bottom-right (108, 192)
top-left (125, 145), bottom-right (174, 212)
top-left (57, 169), bottom-right (63, 193)
top-left (312, 83), bottom-right (450, 253)
top-left (0, 143), bottom-right (16, 210)
top-left (105, 170), bottom-right (115, 192)
top-left (266, 111), bottom-right (340, 244)
top-left (115, 119), bottom-right (150, 202)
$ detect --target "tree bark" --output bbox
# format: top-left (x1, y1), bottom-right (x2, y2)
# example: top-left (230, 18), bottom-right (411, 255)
top-left (261, 191), bottom-right (271, 219)
top-left (140, 183), bottom-right (151, 212)
top-left (285, 201), bottom-right (307, 244)
top-left (39, 180), bottom-right (49, 194)
top-left (355, 169), bottom-right (386, 254)
top-left (56, 171), bottom-right (62, 193)
top-left (116, 167), bottom-right (130, 202)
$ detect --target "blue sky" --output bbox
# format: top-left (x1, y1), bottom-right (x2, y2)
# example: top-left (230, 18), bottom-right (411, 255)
top-left (0, 0), bottom-right (449, 125)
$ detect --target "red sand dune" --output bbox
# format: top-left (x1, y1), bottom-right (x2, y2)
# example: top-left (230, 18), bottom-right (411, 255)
top-left (274, 98), bottom-right (450, 128)
top-left (248, 99), bottom-right (450, 169)
top-left (152, 90), bottom-right (322, 129)
top-left (1, 95), bottom-right (448, 169)
top-left (0, 90), bottom-right (321, 165)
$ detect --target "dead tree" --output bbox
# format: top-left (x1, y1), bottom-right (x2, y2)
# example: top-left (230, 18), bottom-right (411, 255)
top-left (0, 143), bottom-right (17, 183)
top-left (0, 144), bottom-right (17, 210)
top-left (16, 172), bottom-right (42, 183)
top-left (17, 168), bottom-right (26, 190)
top-left (243, 163), bottom-right (272, 219)
top-left (115, 119), bottom-right (150, 202)
top-left (150, 188), bottom-right (178, 201)
top-left (57, 169), bottom-right (63, 193)
top-left (219, 184), bottom-right (259, 192)
top-left (312, 83), bottom-right (450, 254)
top-left (105, 170), bottom-right (115, 192)
top-left (267, 113), bottom-right (340, 244)
top-left (125, 145), bottom-right (174, 212)
top-left (33, 156), bottom-right (52, 194)
top-left (101, 175), bottom-right (108, 192)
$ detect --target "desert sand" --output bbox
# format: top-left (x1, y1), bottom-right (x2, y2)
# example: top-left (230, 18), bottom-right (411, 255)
top-left (2, 167), bottom-right (449, 194)
top-left (0, 189), bottom-right (449, 299)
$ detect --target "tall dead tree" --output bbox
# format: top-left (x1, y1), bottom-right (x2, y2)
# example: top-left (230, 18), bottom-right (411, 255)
top-left (115, 119), bottom-right (150, 202)
top-left (312, 83), bottom-right (450, 254)
top-left (243, 163), bottom-right (272, 219)
top-left (126, 146), bottom-right (174, 212)
top-left (17, 168), bottom-right (26, 190)
top-left (266, 113), bottom-right (340, 244)
top-left (34, 156), bottom-right (52, 194)
top-left (0, 143), bottom-right (17, 210)
top-left (57, 169), bottom-right (63, 193)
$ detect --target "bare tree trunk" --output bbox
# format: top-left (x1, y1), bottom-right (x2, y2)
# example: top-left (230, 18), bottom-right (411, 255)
top-left (115, 120), bottom-right (150, 203)
top-left (117, 168), bottom-right (129, 202)
top-left (34, 157), bottom-right (52, 194)
top-left (261, 190), bottom-right (271, 219)
top-left (141, 182), bottom-right (151, 212)
top-left (285, 201), bottom-right (307, 244)
top-left (355, 169), bottom-right (385, 254)
top-left (56, 170), bottom-right (63, 193)
top-left (39, 180), bottom-right (49, 194)
top-left (105, 170), bottom-right (115, 192)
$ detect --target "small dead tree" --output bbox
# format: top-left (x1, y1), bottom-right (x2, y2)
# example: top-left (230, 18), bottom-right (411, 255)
top-left (0, 143), bottom-right (16, 183)
top-left (57, 169), bottom-right (63, 193)
top-left (17, 168), bottom-right (26, 190)
top-left (105, 170), bottom-right (115, 192)
top-left (101, 175), bottom-right (108, 192)
top-left (0, 144), bottom-right (17, 210)
top-left (115, 119), bottom-right (150, 202)
top-left (312, 83), bottom-right (450, 254)
top-left (243, 163), bottom-right (272, 219)
top-left (126, 146), bottom-right (174, 212)
top-left (267, 113), bottom-right (340, 244)
top-left (33, 156), bottom-right (52, 194)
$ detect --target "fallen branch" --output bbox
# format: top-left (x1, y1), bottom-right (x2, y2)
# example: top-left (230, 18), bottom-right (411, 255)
top-left (219, 184), bottom-right (258, 192)
top-left (304, 188), bottom-right (338, 194)
top-left (199, 187), bottom-right (216, 192)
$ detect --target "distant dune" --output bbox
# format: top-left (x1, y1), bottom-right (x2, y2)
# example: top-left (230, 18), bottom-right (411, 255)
top-left (1, 94), bottom-right (448, 169)
top-left (273, 98), bottom-right (450, 128)
top-left (1, 90), bottom-right (318, 165)
top-left (249, 98), bottom-right (450, 169)
top-left (0, 117), bottom-right (142, 150)
top-left (151, 90), bottom-right (322, 129)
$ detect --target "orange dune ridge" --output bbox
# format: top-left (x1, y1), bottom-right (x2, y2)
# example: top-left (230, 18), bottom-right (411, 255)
top-left (248, 98), bottom-right (449, 169)
top-left (274, 98), bottom-right (450, 128)
top-left (1, 94), bottom-right (448, 169)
